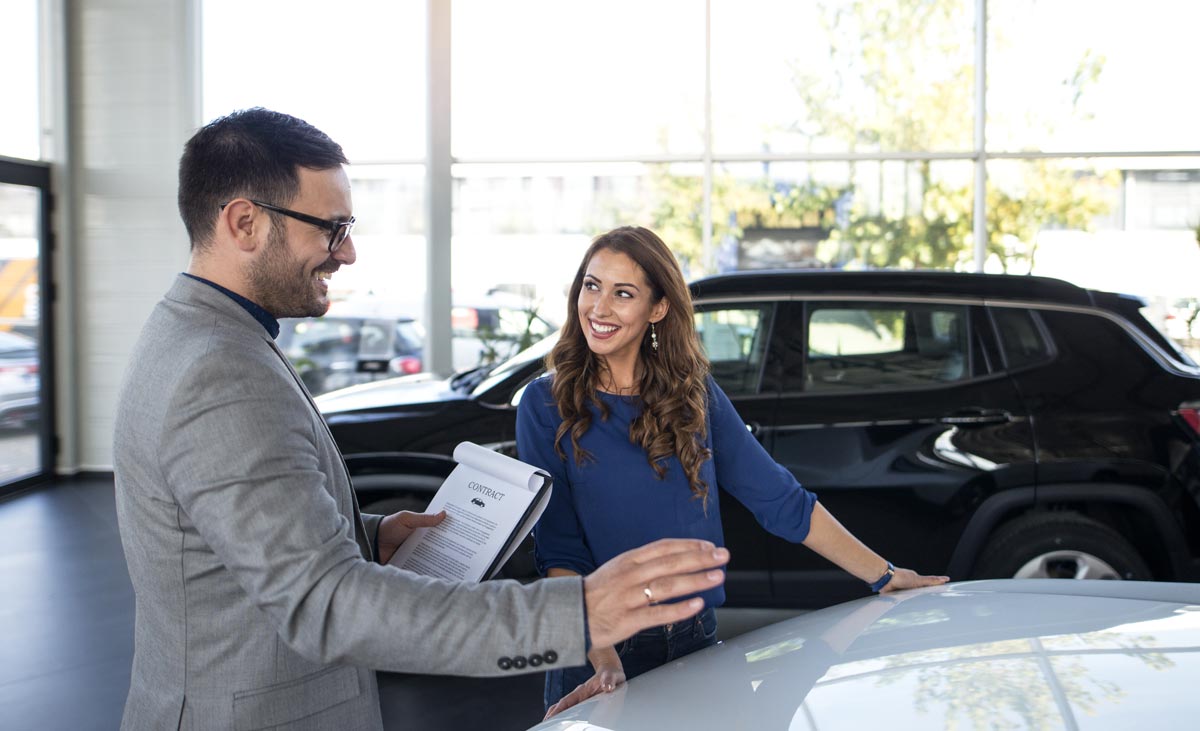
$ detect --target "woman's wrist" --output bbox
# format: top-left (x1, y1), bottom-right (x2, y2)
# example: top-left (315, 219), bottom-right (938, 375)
top-left (867, 561), bottom-right (895, 592)
top-left (587, 644), bottom-right (621, 670)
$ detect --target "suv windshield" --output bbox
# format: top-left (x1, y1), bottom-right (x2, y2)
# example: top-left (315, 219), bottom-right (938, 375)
top-left (468, 333), bottom-right (557, 396)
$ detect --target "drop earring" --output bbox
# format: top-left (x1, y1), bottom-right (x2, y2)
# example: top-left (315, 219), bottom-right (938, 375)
top-left (650, 322), bottom-right (659, 352)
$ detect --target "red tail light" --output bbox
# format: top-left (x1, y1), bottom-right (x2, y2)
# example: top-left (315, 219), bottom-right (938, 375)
top-left (452, 307), bottom-right (479, 331)
top-left (390, 356), bottom-right (423, 375)
top-left (1177, 405), bottom-right (1200, 437)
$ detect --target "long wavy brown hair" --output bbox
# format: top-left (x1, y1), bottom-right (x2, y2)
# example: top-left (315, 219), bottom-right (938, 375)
top-left (547, 226), bottom-right (713, 505)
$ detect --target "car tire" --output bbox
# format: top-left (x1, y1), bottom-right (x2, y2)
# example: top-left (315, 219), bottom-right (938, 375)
top-left (971, 511), bottom-right (1151, 580)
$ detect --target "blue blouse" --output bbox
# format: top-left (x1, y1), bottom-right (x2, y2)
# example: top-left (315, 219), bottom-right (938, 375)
top-left (516, 375), bottom-right (818, 609)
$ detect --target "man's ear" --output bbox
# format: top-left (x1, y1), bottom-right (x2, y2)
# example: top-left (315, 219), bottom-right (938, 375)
top-left (650, 297), bottom-right (670, 324)
top-left (218, 199), bottom-right (264, 253)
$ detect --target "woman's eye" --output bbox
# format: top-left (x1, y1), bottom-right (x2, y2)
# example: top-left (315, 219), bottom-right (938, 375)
top-left (616, 290), bottom-right (633, 298)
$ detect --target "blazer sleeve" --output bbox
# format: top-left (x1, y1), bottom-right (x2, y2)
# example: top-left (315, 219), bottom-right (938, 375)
top-left (709, 378), bottom-right (818, 543)
top-left (517, 378), bottom-right (597, 577)
top-left (158, 351), bottom-right (587, 675)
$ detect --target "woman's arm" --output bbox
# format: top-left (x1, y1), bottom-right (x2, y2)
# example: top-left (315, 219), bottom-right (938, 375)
top-left (801, 503), bottom-right (948, 592)
top-left (544, 567), bottom-right (627, 720)
top-left (708, 379), bottom-right (946, 592)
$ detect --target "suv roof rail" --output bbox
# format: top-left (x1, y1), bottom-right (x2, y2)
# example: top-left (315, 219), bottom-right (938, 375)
top-left (689, 269), bottom-right (1095, 305)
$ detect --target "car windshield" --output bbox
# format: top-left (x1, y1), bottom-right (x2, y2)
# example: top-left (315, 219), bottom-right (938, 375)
top-left (461, 333), bottom-right (557, 396)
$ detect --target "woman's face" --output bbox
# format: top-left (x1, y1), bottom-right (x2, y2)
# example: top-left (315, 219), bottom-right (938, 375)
top-left (577, 248), bottom-right (668, 365)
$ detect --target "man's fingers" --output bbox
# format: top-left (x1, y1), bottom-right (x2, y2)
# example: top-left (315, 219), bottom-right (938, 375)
top-left (628, 570), bottom-right (725, 609)
top-left (399, 510), bottom-right (446, 527)
top-left (632, 597), bottom-right (707, 628)
top-left (619, 538), bottom-right (721, 567)
top-left (622, 546), bottom-right (730, 591)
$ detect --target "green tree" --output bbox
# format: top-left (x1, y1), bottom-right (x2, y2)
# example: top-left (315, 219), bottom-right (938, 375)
top-left (653, 0), bottom-right (1115, 273)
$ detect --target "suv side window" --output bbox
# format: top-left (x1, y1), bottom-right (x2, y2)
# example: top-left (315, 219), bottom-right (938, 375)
top-left (694, 305), bottom-right (773, 395)
top-left (804, 303), bottom-right (970, 392)
top-left (991, 307), bottom-right (1052, 370)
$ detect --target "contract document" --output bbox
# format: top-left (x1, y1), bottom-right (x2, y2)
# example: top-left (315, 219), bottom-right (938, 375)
top-left (387, 441), bottom-right (552, 582)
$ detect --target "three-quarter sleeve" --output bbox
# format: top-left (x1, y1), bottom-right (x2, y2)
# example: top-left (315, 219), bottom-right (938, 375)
top-left (517, 378), bottom-right (597, 576)
top-left (709, 378), bottom-right (817, 542)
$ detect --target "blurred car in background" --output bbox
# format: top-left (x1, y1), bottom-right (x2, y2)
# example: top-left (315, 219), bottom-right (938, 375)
top-left (451, 289), bottom-right (558, 372)
top-left (526, 580), bottom-right (1200, 730)
top-left (279, 301), bottom-right (425, 396)
top-left (0, 330), bottom-right (39, 429)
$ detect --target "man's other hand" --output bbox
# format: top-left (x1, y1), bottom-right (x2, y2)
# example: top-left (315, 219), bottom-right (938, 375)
top-left (377, 509), bottom-right (446, 564)
top-left (583, 539), bottom-right (729, 649)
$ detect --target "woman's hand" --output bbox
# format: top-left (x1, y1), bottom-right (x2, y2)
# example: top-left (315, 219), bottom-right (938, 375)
top-left (880, 566), bottom-right (949, 593)
top-left (376, 509), bottom-right (446, 564)
top-left (544, 646), bottom-right (626, 720)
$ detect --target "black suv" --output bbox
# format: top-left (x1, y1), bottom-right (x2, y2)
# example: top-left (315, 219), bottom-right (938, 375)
top-left (319, 271), bottom-right (1200, 608)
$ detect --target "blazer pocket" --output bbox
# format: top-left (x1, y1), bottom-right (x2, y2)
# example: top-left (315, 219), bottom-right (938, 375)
top-left (232, 665), bottom-right (362, 731)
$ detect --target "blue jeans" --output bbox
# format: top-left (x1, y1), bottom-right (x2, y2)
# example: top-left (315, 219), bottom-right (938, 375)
top-left (544, 607), bottom-right (718, 711)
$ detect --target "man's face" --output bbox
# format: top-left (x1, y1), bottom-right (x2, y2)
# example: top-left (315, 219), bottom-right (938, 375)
top-left (248, 166), bottom-right (356, 318)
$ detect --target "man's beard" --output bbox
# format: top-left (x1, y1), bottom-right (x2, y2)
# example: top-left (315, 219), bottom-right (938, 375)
top-left (248, 224), bottom-right (336, 318)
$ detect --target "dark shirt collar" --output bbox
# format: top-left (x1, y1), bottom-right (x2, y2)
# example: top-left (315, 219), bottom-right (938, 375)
top-left (182, 273), bottom-right (280, 339)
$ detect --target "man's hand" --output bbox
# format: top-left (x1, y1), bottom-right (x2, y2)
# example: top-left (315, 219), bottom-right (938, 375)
top-left (583, 538), bottom-right (729, 649)
top-left (377, 509), bottom-right (446, 564)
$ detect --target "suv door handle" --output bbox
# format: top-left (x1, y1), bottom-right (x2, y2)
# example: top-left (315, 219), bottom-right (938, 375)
top-left (938, 409), bottom-right (1013, 425)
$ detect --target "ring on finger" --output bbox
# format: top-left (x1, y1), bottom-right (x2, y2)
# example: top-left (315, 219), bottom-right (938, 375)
top-left (643, 585), bottom-right (654, 604)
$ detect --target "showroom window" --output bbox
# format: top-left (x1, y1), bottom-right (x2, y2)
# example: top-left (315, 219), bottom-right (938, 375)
top-left (0, 1), bottom-right (55, 493)
top-left (0, 0), bottom-right (40, 161)
top-left (200, 0), bottom-right (1200, 377)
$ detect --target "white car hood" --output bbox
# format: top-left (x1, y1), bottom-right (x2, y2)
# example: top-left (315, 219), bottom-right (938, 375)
top-left (530, 580), bottom-right (1200, 730)
top-left (314, 373), bottom-right (461, 414)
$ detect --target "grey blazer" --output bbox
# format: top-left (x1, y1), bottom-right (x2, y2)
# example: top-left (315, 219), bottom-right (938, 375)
top-left (113, 275), bottom-right (585, 730)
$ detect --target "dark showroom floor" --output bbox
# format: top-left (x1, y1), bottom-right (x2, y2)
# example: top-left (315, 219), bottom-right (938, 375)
top-left (0, 475), bottom-right (799, 731)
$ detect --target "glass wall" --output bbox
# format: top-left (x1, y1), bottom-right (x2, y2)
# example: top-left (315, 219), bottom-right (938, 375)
top-left (0, 1), bottom-right (40, 161)
top-left (0, 2), bottom-right (54, 492)
top-left (0, 165), bottom-right (53, 492)
top-left (201, 0), bottom-right (1200, 382)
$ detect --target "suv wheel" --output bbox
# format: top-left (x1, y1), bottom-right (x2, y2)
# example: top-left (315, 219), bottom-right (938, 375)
top-left (972, 512), bottom-right (1151, 580)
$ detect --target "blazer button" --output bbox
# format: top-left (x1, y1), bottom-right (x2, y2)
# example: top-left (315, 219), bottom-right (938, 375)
top-left (529, 654), bottom-right (543, 667)
top-left (498, 657), bottom-right (513, 671)
top-left (512, 656), bottom-right (527, 669)
top-left (543, 650), bottom-right (558, 664)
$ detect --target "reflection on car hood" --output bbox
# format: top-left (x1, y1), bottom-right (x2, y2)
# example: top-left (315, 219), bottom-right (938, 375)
top-left (529, 580), bottom-right (1200, 730)
top-left (314, 373), bottom-right (463, 414)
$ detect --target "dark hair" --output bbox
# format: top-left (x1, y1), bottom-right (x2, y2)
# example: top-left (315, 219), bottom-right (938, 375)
top-left (177, 108), bottom-right (348, 249)
top-left (547, 226), bottom-right (713, 505)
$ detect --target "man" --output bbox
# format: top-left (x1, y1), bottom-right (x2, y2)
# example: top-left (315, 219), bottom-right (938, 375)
top-left (113, 108), bottom-right (727, 730)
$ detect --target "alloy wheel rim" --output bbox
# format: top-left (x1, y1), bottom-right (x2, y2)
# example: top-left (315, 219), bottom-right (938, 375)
top-left (1013, 550), bottom-right (1122, 580)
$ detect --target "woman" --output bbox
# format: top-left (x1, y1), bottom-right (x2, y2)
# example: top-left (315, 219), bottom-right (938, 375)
top-left (517, 226), bottom-right (948, 719)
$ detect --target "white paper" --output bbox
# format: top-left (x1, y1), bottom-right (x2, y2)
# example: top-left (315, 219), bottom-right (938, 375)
top-left (386, 441), bottom-right (551, 582)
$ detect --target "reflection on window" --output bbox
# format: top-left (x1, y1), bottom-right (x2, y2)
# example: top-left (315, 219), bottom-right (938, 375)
top-left (695, 307), bottom-right (770, 395)
top-left (805, 304), bottom-right (969, 391)
top-left (991, 308), bottom-right (1050, 371)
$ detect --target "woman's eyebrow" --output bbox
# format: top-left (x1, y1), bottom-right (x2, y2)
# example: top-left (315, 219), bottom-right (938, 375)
top-left (584, 273), bottom-right (640, 290)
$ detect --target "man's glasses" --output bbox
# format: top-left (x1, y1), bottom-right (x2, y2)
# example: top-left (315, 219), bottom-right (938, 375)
top-left (221, 199), bottom-right (356, 252)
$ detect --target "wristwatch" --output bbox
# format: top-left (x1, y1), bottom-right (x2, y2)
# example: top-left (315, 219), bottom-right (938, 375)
top-left (868, 561), bottom-right (895, 593)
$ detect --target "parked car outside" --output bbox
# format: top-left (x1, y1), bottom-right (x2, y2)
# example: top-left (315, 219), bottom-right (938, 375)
top-left (450, 289), bottom-right (559, 372)
top-left (0, 330), bottom-right (39, 429)
top-left (525, 579), bottom-right (1200, 730)
top-left (317, 271), bottom-right (1200, 603)
top-left (278, 300), bottom-right (425, 397)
